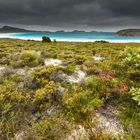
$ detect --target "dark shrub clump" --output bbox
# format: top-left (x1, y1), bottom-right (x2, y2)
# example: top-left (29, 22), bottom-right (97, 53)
top-left (42, 36), bottom-right (51, 43)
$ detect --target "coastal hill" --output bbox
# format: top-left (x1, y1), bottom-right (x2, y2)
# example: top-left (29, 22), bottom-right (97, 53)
top-left (116, 29), bottom-right (140, 36)
top-left (0, 26), bottom-right (31, 33)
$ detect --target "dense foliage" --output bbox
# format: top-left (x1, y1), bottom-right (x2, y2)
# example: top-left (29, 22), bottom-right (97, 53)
top-left (0, 38), bottom-right (139, 139)
top-left (42, 36), bottom-right (51, 43)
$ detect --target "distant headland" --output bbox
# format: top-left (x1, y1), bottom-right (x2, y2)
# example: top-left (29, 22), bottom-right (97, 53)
top-left (116, 29), bottom-right (140, 36)
top-left (0, 26), bottom-right (31, 33)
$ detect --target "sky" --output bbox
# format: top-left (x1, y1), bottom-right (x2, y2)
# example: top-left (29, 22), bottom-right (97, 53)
top-left (0, 0), bottom-right (139, 31)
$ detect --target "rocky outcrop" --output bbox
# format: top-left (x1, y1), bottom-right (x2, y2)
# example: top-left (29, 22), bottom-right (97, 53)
top-left (93, 104), bottom-right (124, 138)
top-left (44, 59), bottom-right (62, 66)
top-left (116, 29), bottom-right (140, 36)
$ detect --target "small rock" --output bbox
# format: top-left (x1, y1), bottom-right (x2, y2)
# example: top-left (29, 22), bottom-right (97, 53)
top-left (65, 125), bottom-right (89, 140)
top-left (14, 130), bottom-right (26, 140)
top-left (65, 69), bottom-right (86, 83)
top-left (0, 66), bottom-right (5, 70)
top-left (46, 105), bottom-right (56, 115)
top-left (93, 56), bottom-right (105, 61)
top-left (50, 73), bottom-right (66, 82)
top-left (44, 59), bottom-right (62, 66)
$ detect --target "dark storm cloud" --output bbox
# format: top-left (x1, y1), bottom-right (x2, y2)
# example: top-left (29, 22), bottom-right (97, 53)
top-left (0, 0), bottom-right (139, 30)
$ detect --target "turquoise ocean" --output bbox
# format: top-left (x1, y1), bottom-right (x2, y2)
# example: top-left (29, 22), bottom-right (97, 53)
top-left (0, 32), bottom-right (140, 43)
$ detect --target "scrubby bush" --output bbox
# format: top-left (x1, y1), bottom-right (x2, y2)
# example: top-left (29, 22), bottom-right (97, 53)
top-left (63, 65), bottom-right (76, 75)
top-left (120, 49), bottom-right (140, 69)
top-left (129, 70), bottom-right (140, 82)
top-left (20, 50), bottom-right (41, 67)
top-left (41, 49), bottom-right (57, 58)
top-left (42, 36), bottom-right (51, 43)
top-left (32, 66), bottom-right (55, 87)
top-left (89, 77), bottom-right (101, 91)
top-left (86, 67), bottom-right (101, 75)
top-left (119, 102), bottom-right (140, 139)
top-left (33, 81), bottom-right (57, 107)
top-left (95, 40), bottom-right (109, 43)
top-left (92, 50), bottom-right (96, 56)
top-left (0, 79), bottom-right (30, 138)
top-left (83, 59), bottom-right (96, 68)
top-left (130, 87), bottom-right (140, 105)
top-left (32, 66), bottom-right (58, 110)
top-left (75, 55), bottom-right (88, 65)
top-left (62, 89), bottom-right (103, 122)
top-left (24, 113), bottom-right (72, 140)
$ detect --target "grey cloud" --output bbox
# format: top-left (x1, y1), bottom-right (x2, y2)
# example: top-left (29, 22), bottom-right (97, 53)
top-left (0, 0), bottom-right (139, 30)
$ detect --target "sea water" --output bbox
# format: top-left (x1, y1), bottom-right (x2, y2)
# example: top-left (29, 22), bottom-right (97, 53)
top-left (0, 32), bottom-right (140, 43)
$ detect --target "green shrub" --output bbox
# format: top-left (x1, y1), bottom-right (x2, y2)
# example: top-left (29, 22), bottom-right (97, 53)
top-left (0, 79), bottom-right (30, 137)
top-left (42, 36), bottom-right (51, 43)
top-left (20, 50), bottom-right (41, 67)
top-left (119, 103), bottom-right (140, 139)
top-left (92, 50), bottom-right (96, 56)
top-left (83, 59), bottom-right (96, 68)
top-left (41, 50), bottom-right (57, 58)
top-left (33, 81), bottom-right (57, 106)
top-left (87, 76), bottom-right (105, 93)
top-left (32, 66), bottom-right (58, 109)
top-left (32, 66), bottom-right (55, 87)
top-left (120, 49), bottom-right (140, 69)
top-left (63, 65), bottom-right (76, 75)
top-left (75, 55), bottom-right (88, 65)
top-left (62, 89), bottom-right (103, 122)
top-left (95, 40), bottom-right (109, 43)
top-left (129, 71), bottom-right (140, 82)
top-left (86, 68), bottom-right (99, 75)
top-left (24, 113), bottom-right (72, 140)
top-left (130, 87), bottom-right (140, 105)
